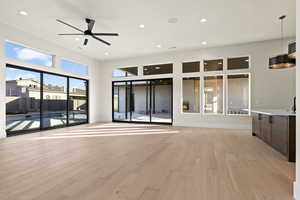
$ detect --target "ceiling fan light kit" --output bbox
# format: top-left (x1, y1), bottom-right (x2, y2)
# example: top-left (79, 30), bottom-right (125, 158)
top-left (269, 15), bottom-right (296, 69)
top-left (57, 18), bottom-right (119, 46)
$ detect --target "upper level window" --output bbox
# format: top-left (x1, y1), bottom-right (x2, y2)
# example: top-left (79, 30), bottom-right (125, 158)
top-left (182, 62), bottom-right (200, 73)
top-left (61, 59), bottom-right (88, 76)
top-left (113, 67), bottom-right (138, 77)
top-left (5, 41), bottom-right (53, 67)
top-left (204, 59), bottom-right (223, 72)
top-left (143, 64), bottom-right (173, 75)
top-left (227, 57), bottom-right (249, 70)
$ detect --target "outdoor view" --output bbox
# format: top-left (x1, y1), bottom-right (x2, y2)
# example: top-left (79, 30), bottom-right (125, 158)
top-left (113, 79), bottom-right (172, 123)
top-left (6, 67), bottom-right (41, 132)
top-left (6, 66), bottom-right (88, 134)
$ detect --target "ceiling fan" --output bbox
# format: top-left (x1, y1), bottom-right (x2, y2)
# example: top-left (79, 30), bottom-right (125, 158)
top-left (56, 18), bottom-right (119, 46)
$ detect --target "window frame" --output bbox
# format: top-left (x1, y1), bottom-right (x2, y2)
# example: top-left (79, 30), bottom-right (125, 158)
top-left (182, 61), bottom-right (201, 74)
top-left (225, 72), bottom-right (251, 116)
top-left (4, 40), bottom-right (55, 68)
top-left (181, 76), bottom-right (201, 114)
top-left (60, 58), bottom-right (89, 76)
top-left (203, 57), bottom-right (225, 72)
top-left (226, 55), bottom-right (251, 71)
top-left (5, 63), bottom-right (89, 136)
top-left (143, 63), bottom-right (173, 76)
top-left (179, 55), bottom-right (251, 117)
top-left (202, 75), bottom-right (225, 115)
top-left (112, 66), bottom-right (139, 78)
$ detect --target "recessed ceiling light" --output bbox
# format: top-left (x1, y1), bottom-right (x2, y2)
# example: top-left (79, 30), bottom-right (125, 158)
top-left (202, 41), bottom-right (207, 45)
top-left (104, 52), bottom-right (109, 56)
top-left (200, 18), bottom-right (207, 23)
top-left (19, 10), bottom-right (28, 16)
top-left (168, 18), bottom-right (178, 24)
top-left (156, 44), bottom-right (162, 48)
top-left (75, 38), bottom-right (80, 41)
top-left (245, 59), bottom-right (249, 62)
top-left (155, 67), bottom-right (161, 69)
top-left (139, 24), bottom-right (145, 28)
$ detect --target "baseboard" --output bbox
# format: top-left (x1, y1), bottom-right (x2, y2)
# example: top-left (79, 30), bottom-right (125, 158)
top-left (294, 182), bottom-right (299, 200)
top-left (173, 121), bottom-right (252, 130)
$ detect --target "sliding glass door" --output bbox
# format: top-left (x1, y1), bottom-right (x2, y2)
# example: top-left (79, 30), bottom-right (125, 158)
top-left (69, 78), bottom-right (88, 125)
top-left (6, 67), bottom-right (41, 132)
top-left (42, 73), bottom-right (68, 128)
top-left (150, 79), bottom-right (172, 123)
top-left (131, 81), bottom-right (150, 122)
top-left (5, 64), bottom-right (89, 136)
top-left (113, 82), bottom-right (131, 121)
top-left (112, 78), bottom-right (172, 124)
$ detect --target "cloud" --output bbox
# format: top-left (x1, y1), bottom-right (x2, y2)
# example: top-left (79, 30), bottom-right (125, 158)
top-left (16, 48), bottom-right (52, 67)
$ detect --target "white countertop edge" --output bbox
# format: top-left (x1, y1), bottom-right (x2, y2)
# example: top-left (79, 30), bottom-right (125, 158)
top-left (245, 109), bottom-right (296, 116)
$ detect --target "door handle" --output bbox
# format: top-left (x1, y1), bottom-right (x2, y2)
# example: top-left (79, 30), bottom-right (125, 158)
top-left (269, 116), bottom-right (272, 124)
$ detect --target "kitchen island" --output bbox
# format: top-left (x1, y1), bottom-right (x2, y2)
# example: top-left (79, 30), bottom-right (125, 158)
top-left (251, 109), bottom-right (296, 162)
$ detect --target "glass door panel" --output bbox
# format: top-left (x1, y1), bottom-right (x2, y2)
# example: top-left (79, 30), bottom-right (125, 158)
top-left (131, 81), bottom-right (150, 122)
top-left (113, 82), bottom-right (131, 121)
top-left (150, 79), bottom-right (172, 123)
top-left (42, 73), bottom-right (67, 128)
top-left (6, 67), bottom-right (41, 133)
top-left (69, 78), bottom-right (88, 124)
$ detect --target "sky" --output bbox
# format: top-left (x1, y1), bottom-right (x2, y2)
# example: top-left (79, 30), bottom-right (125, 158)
top-left (5, 42), bottom-right (87, 90)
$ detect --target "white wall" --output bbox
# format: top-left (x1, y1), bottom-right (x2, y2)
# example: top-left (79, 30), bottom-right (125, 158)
top-left (294, 1), bottom-right (299, 198)
top-left (0, 22), bottom-right (101, 138)
top-left (96, 38), bottom-right (296, 130)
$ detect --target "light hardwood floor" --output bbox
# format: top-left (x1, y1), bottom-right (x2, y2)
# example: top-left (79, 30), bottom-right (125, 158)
top-left (0, 123), bottom-right (295, 200)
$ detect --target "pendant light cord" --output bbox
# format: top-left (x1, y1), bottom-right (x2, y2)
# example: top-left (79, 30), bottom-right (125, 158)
top-left (281, 18), bottom-right (284, 51)
top-left (279, 15), bottom-right (286, 52)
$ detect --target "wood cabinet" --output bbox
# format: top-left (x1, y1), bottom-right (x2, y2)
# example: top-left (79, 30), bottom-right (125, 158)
top-left (252, 113), bottom-right (261, 138)
top-left (252, 113), bottom-right (296, 162)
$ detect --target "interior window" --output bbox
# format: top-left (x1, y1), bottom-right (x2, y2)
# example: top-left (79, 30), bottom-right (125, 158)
top-left (182, 77), bottom-right (200, 113)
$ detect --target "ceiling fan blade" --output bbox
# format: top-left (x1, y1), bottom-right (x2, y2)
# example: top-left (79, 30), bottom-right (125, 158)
top-left (84, 38), bottom-right (88, 46)
top-left (92, 33), bottom-right (119, 36)
top-left (58, 33), bottom-right (85, 36)
top-left (92, 36), bottom-right (111, 46)
top-left (56, 19), bottom-right (84, 33)
top-left (86, 18), bottom-right (95, 31)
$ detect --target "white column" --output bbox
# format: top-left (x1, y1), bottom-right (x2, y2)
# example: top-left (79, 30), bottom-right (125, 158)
top-left (294, 1), bottom-right (300, 198)
top-left (0, 37), bottom-right (7, 138)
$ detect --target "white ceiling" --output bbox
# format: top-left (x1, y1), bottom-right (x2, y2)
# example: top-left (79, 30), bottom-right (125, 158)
top-left (0, 0), bottom-right (296, 61)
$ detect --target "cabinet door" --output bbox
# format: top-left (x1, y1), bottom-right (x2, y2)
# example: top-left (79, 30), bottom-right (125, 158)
top-left (271, 116), bottom-right (288, 156)
top-left (252, 113), bottom-right (261, 138)
top-left (261, 115), bottom-right (272, 144)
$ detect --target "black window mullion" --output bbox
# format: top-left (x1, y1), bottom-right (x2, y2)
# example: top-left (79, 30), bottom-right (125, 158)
top-left (86, 80), bottom-right (89, 123)
top-left (40, 72), bottom-right (43, 130)
top-left (130, 81), bottom-right (133, 121)
top-left (66, 77), bottom-right (70, 126)
top-left (149, 81), bottom-right (152, 123)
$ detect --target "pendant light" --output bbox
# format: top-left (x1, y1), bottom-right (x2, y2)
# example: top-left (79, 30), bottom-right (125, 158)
top-left (269, 15), bottom-right (296, 69)
top-left (288, 41), bottom-right (296, 59)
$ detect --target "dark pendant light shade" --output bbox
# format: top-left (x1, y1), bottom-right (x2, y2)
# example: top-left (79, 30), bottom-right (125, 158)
top-left (269, 54), bottom-right (296, 69)
top-left (288, 42), bottom-right (296, 59)
top-left (269, 15), bottom-right (296, 69)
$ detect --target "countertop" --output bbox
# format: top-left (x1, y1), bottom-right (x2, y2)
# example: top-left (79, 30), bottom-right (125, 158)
top-left (248, 109), bottom-right (296, 116)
